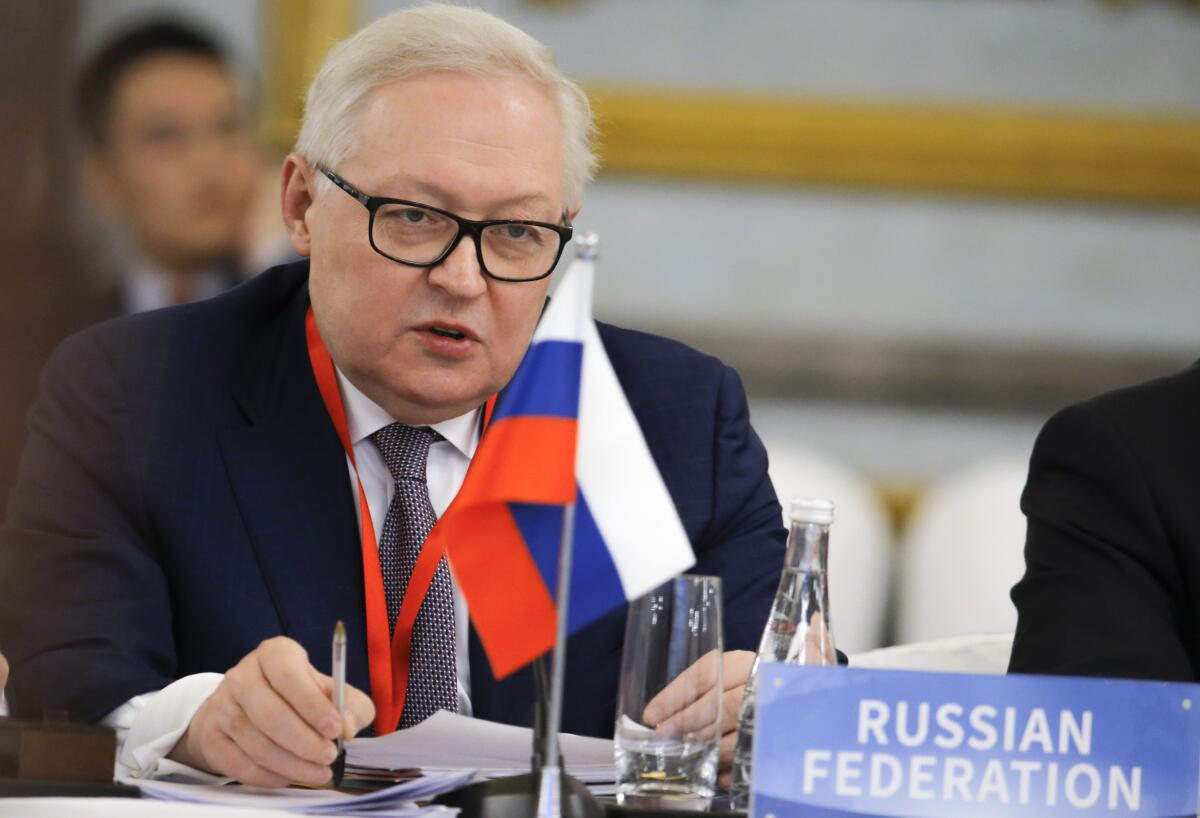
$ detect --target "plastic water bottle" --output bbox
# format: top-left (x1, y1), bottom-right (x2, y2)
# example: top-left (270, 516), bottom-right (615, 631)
top-left (729, 497), bottom-right (837, 806)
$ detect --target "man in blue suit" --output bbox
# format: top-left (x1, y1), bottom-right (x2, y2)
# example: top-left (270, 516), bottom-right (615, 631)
top-left (0, 5), bottom-right (783, 789)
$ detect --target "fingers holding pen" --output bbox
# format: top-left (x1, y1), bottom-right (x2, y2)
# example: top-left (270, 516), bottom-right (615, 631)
top-left (169, 636), bottom-right (373, 787)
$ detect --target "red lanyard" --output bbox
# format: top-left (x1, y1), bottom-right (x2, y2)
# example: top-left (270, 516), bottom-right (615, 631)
top-left (305, 307), bottom-right (495, 734)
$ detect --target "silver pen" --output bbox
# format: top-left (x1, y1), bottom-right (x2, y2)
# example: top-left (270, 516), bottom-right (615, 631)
top-left (332, 620), bottom-right (347, 786)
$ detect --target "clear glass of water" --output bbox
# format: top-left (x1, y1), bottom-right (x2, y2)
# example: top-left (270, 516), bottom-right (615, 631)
top-left (614, 574), bottom-right (723, 800)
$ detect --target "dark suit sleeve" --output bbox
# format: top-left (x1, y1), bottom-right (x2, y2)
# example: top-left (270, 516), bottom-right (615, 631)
top-left (692, 365), bottom-right (785, 654)
top-left (0, 332), bottom-right (176, 721)
top-left (1008, 401), bottom-right (1192, 681)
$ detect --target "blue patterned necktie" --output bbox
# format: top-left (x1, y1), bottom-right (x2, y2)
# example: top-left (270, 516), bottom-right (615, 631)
top-left (369, 423), bottom-right (459, 728)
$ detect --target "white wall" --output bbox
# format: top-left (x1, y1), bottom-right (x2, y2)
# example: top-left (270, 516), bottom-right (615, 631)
top-left (364, 0), bottom-right (1200, 111)
top-left (579, 180), bottom-right (1200, 354)
top-left (78, 0), bottom-right (260, 71)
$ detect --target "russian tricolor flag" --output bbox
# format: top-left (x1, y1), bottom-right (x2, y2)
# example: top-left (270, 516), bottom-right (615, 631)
top-left (430, 250), bottom-right (695, 678)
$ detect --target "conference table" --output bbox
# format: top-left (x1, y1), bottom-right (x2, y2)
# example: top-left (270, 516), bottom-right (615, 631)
top-left (0, 782), bottom-right (749, 817)
top-left (0, 797), bottom-right (748, 818)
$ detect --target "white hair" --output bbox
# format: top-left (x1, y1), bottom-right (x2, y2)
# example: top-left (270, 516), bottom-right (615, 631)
top-left (296, 3), bottom-right (596, 208)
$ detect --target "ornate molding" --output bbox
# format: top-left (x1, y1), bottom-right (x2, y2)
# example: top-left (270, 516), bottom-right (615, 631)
top-left (587, 84), bottom-right (1200, 207)
top-left (260, 0), bottom-right (359, 156)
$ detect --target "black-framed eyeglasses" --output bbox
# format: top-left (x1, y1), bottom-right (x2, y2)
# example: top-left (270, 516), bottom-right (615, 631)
top-left (318, 166), bottom-right (573, 282)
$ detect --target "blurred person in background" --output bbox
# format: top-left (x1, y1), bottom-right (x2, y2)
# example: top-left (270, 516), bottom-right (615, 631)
top-left (0, 19), bottom-right (272, 515)
top-left (76, 19), bottom-right (260, 316)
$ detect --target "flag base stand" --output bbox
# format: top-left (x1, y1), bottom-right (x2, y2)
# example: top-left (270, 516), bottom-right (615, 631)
top-left (432, 769), bottom-right (604, 818)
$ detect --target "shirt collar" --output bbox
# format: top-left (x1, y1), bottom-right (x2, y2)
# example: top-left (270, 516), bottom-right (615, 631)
top-left (124, 258), bottom-right (229, 314)
top-left (334, 367), bottom-right (481, 458)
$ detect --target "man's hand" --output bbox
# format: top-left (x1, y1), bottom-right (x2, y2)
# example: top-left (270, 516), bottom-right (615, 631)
top-left (0, 650), bottom-right (8, 693)
top-left (642, 650), bottom-right (755, 790)
top-left (170, 637), bottom-right (374, 787)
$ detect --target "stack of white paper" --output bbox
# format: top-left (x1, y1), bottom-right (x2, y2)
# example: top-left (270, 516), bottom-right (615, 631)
top-left (131, 769), bottom-right (472, 816)
top-left (346, 712), bottom-right (615, 786)
top-left (129, 714), bottom-right (618, 813)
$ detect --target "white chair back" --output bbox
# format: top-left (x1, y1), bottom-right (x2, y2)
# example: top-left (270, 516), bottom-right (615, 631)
top-left (763, 441), bottom-right (894, 654)
top-left (851, 633), bottom-right (1014, 674)
top-left (896, 457), bottom-right (1028, 644)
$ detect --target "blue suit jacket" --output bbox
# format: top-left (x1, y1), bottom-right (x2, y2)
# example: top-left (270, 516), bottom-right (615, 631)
top-left (0, 261), bottom-right (785, 737)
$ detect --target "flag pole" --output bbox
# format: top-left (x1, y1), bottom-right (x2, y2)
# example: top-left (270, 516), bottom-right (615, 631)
top-left (435, 234), bottom-right (604, 818)
top-left (535, 500), bottom-right (575, 818)
top-left (535, 232), bottom-right (599, 818)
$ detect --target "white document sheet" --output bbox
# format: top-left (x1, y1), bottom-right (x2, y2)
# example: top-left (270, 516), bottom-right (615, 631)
top-left (346, 711), bottom-right (615, 783)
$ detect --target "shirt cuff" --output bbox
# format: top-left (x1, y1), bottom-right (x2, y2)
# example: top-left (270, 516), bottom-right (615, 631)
top-left (105, 672), bottom-right (226, 781)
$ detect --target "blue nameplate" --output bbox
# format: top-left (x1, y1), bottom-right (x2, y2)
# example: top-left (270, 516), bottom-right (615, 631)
top-left (752, 665), bottom-right (1200, 818)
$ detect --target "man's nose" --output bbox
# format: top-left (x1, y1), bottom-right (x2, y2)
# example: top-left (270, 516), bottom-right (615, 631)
top-left (427, 233), bottom-right (488, 298)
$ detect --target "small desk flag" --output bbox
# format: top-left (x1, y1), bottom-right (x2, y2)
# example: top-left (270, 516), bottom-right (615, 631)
top-left (430, 250), bottom-right (696, 678)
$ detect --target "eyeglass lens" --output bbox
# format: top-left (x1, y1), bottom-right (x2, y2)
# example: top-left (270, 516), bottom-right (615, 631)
top-left (372, 203), bottom-right (561, 280)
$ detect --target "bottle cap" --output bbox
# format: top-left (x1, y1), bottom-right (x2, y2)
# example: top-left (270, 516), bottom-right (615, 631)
top-left (790, 497), bottom-right (834, 525)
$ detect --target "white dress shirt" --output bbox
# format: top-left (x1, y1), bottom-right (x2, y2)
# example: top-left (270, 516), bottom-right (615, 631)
top-left (104, 367), bottom-right (481, 780)
top-left (123, 261), bottom-right (232, 315)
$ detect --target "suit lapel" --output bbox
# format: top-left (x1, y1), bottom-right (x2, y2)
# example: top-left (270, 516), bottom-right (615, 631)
top-left (218, 277), bottom-right (371, 693)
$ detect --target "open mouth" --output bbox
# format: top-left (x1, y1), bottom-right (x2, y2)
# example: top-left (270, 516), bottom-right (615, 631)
top-left (428, 326), bottom-right (466, 340)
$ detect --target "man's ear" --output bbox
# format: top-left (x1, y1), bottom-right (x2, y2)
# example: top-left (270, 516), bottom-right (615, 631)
top-left (567, 203), bottom-right (582, 224)
top-left (280, 153), bottom-right (315, 258)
